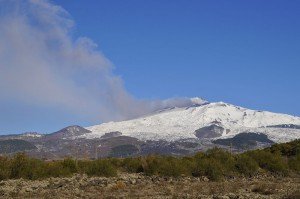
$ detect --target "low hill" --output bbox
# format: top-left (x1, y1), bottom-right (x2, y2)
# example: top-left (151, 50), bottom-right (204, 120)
top-left (0, 139), bottom-right (37, 153)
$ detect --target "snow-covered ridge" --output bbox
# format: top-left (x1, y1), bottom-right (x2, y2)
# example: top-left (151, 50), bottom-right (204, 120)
top-left (85, 100), bottom-right (300, 143)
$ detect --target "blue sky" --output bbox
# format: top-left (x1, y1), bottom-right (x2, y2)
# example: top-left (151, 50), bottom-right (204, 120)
top-left (0, 0), bottom-right (299, 134)
top-left (58, 1), bottom-right (300, 111)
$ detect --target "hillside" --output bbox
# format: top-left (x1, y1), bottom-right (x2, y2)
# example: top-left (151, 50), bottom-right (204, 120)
top-left (0, 99), bottom-right (300, 158)
top-left (86, 101), bottom-right (300, 143)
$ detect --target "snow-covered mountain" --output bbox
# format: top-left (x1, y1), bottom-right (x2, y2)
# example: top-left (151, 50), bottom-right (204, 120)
top-left (1, 98), bottom-right (300, 158)
top-left (85, 99), bottom-right (300, 143)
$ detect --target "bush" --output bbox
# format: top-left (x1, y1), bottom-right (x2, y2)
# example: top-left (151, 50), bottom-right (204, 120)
top-left (157, 157), bottom-right (187, 177)
top-left (122, 157), bottom-right (144, 173)
top-left (288, 154), bottom-right (300, 172)
top-left (141, 156), bottom-right (188, 177)
top-left (267, 139), bottom-right (300, 157)
top-left (191, 157), bottom-right (223, 180)
top-left (108, 158), bottom-right (123, 168)
top-left (205, 159), bottom-right (223, 181)
top-left (194, 152), bottom-right (205, 160)
top-left (9, 153), bottom-right (51, 180)
top-left (206, 148), bottom-right (236, 173)
top-left (25, 158), bottom-right (46, 180)
top-left (86, 159), bottom-right (117, 177)
top-left (235, 154), bottom-right (259, 176)
top-left (61, 158), bottom-right (78, 175)
top-left (248, 150), bottom-right (288, 175)
top-left (181, 156), bottom-right (197, 176)
top-left (0, 156), bottom-right (10, 180)
top-left (43, 161), bottom-right (66, 178)
top-left (191, 157), bottom-right (206, 177)
top-left (10, 153), bottom-right (30, 179)
top-left (190, 148), bottom-right (236, 180)
top-left (142, 155), bottom-right (161, 176)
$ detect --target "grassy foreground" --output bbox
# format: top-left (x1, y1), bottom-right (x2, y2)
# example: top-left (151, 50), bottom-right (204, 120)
top-left (0, 173), bottom-right (299, 198)
top-left (0, 140), bottom-right (299, 181)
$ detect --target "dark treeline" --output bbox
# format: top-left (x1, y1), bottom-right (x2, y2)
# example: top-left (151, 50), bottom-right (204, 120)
top-left (0, 140), bottom-right (299, 181)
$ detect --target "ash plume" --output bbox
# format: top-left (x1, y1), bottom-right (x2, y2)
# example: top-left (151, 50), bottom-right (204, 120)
top-left (0, 0), bottom-right (205, 123)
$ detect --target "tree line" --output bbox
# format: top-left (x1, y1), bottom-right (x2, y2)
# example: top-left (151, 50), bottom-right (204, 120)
top-left (0, 139), bottom-right (299, 181)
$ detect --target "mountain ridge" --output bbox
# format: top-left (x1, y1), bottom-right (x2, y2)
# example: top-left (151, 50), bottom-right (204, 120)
top-left (84, 100), bottom-right (300, 143)
top-left (1, 98), bottom-right (300, 158)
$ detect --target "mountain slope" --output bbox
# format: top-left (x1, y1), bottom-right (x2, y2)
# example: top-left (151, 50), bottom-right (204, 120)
top-left (43, 125), bottom-right (91, 141)
top-left (85, 101), bottom-right (300, 143)
top-left (1, 99), bottom-right (299, 158)
top-left (0, 139), bottom-right (37, 153)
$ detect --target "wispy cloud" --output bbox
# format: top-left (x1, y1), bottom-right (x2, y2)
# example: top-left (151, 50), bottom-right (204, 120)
top-left (0, 0), bottom-right (205, 123)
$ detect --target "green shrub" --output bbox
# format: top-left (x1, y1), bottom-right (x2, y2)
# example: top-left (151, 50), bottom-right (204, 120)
top-left (10, 153), bottom-right (49, 180)
top-left (0, 156), bottom-right (10, 180)
top-left (25, 158), bottom-right (46, 180)
top-left (142, 155), bottom-right (161, 176)
top-left (194, 152), bottom-right (205, 160)
top-left (141, 156), bottom-right (188, 177)
top-left (191, 157), bottom-right (207, 177)
top-left (203, 158), bottom-right (223, 181)
top-left (157, 157), bottom-right (187, 177)
top-left (108, 158), bottom-right (123, 168)
top-left (181, 156), bottom-right (197, 176)
top-left (43, 161), bottom-right (66, 177)
top-left (206, 148), bottom-right (236, 173)
top-left (86, 159), bottom-right (117, 177)
top-left (10, 153), bottom-right (30, 179)
top-left (191, 157), bottom-right (223, 180)
top-left (267, 139), bottom-right (300, 157)
top-left (61, 158), bottom-right (78, 175)
top-left (122, 157), bottom-right (144, 173)
top-left (248, 150), bottom-right (288, 175)
top-left (235, 154), bottom-right (259, 176)
top-left (288, 154), bottom-right (300, 172)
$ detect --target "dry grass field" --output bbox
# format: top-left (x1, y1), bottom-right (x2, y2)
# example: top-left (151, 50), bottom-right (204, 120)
top-left (0, 173), bottom-right (299, 199)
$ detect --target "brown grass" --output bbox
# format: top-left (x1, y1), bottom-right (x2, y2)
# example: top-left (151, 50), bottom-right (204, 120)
top-left (110, 181), bottom-right (126, 190)
top-left (281, 190), bottom-right (300, 199)
top-left (252, 182), bottom-right (278, 195)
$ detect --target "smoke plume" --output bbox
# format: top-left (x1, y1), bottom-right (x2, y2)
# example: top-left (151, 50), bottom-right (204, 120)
top-left (0, 0), bottom-right (205, 123)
